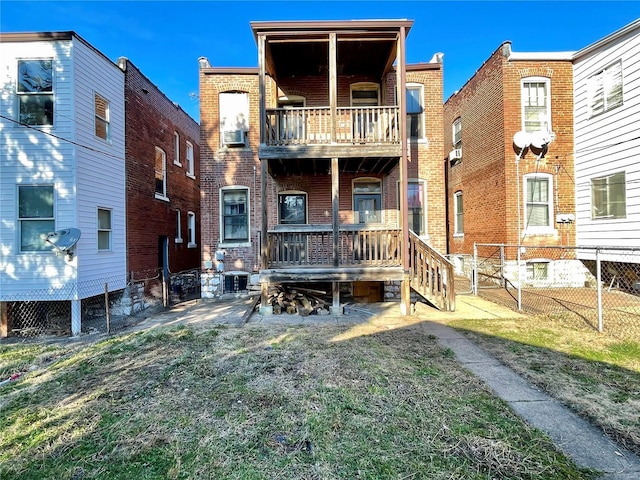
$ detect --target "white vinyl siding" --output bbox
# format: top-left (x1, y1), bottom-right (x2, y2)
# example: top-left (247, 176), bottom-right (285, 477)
top-left (573, 22), bottom-right (640, 258)
top-left (1, 35), bottom-right (126, 299)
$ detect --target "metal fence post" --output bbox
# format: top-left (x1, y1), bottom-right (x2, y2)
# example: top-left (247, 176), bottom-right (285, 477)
top-left (105, 282), bottom-right (110, 334)
top-left (500, 244), bottom-right (505, 288)
top-left (596, 248), bottom-right (603, 332)
top-left (473, 243), bottom-right (478, 295)
top-left (517, 244), bottom-right (522, 311)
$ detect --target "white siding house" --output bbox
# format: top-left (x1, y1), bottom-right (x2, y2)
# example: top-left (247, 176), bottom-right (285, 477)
top-left (0, 32), bottom-right (126, 334)
top-left (573, 20), bottom-right (640, 263)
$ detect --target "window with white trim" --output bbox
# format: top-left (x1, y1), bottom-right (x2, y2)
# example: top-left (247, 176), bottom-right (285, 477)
top-left (591, 171), bottom-right (626, 219)
top-left (524, 173), bottom-right (553, 232)
top-left (154, 147), bottom-right (167, 200)
top-left (18, 185), bottom-right (55, 251)
top-left (174, 132), bottom-right (181, 165)
top-left (97, 208), bottom-right (112, 251)
top-left (406, 84), bottom-right (424, 139)
top-left (175, 210), bottom-right (183, 243)
top-left (186, 141), bottom-right (195, 177)
top-left (17, 59), bottom-right (53, 126)
top-left (95, 93), bottom-right (110, 140)
top-left (588, 60), bottom-right (623, 117)
top-left (187, 211), bottom-right (196, 248)
top-left (452, 117), bottom-right (462, 148)
top-left (522, 78), bottom-right (551, 133)
top-left (403, 181), bottom-right (426, 236)
top-left (219, 92), bottom-right (249, 146)
top-left (221, 188), bottom-right (249, 243)
top-left (454, 191), bottom-right (463, 235)
top-left (353, 179), bottom-right (382, 224)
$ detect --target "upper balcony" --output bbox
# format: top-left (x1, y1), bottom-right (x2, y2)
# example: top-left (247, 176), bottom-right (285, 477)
top-left (252, 20), bottom-right (412, 162)
top-left (260, 105), bottom-right (401, 159)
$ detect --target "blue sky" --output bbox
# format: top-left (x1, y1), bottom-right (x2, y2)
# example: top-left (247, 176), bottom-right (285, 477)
top-left (2, 1), bottom-right (640, 122)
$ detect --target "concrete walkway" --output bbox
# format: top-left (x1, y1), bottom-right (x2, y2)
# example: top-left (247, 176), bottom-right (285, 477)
top-left (130, 294), bottom-right (640, 479)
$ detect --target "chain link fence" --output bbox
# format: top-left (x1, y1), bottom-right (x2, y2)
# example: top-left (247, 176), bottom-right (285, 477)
top-left (1, 268), bottom-right (201, 341)
top-left (473, 244), bottom-right (640, 336)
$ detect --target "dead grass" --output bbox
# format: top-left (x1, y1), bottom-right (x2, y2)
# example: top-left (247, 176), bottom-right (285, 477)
top-left (0, 322), bottom-right (592, 479)
top-left (450, 313), bottom-right (640, 457)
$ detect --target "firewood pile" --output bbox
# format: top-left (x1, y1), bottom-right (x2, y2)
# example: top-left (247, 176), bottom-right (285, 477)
top-left (251, 284), bottom-right (331, 316)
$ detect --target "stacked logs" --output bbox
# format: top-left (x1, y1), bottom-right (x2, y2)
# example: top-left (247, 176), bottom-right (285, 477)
top-left (251, 284), bottom-right (331, 315)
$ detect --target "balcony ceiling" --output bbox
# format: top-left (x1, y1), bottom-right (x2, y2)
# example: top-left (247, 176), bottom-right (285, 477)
top-left (268, 156), bottom-right (398, 178)
top-left (267, 38), bottom-right (397, 78)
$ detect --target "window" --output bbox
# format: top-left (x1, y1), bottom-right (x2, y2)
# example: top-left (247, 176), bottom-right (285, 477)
top-left (452, 117), bottom-right (462, 148)
top-left (527, 261), bottom-right (549, 280)
top-left (186, 141), bottom-right (195, 177)
top-left (454, 191), bottom-right (463, 236)
top-left (522, 78), bottom-right (551, 133)
top-left (407, 181), bottom-right (426, 235)
top-left (175, 210), bottom-right (183, 243)
top-left (17, 59), bottom-right (53, 126)
top-left (187, 211), bottom-right (196, 248)
top-left (154, 147), bottom-right (167, 199)
top-left (97, 208), bottom-right (112, 251)
top-left (18, 185), bottom-right (54, 251)
top-left (353, 179), bottom-right (382, 224)
top-left (591, 171), bottom-right (626, 219)
top-left (222, 188), bottom-right (249, 242)
top-left (406, 84), bottom-right (424, 139)
top-left (95, 93), bottom-right (109, 140)
top-left (279, 192), bottom-right (307, 225)
top-left (219, 92), bottom-right (249, 146)
top-left (174, 132), bottom-right (181, 165)
top-left (524, 174), bottom-right (553, 232)
top-left (588, 60), bottom-right (623, 117)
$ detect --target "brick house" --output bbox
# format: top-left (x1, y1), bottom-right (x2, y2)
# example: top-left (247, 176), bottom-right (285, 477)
top-left (443, 43), bottom-right (586, 287)
top-left (117, 58), bottom-right (201, 298)
top-left (199, 20), bottom-right (451, 314)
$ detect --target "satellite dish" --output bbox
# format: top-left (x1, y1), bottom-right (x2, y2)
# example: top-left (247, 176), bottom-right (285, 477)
top-left (42, 228), bottom-right (81, 258)
top-left (530, 131), bottom-right (552, 149)
top-left (513, 131), bottom-right (531, 150)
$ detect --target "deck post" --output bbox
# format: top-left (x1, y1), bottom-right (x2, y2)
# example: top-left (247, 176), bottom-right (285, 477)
top-left (257, 33), bottom-right (272, 316)
top-left (330, 281), bottom-right (343, 315)
top-left (398, 26), bottom-right (411, 315)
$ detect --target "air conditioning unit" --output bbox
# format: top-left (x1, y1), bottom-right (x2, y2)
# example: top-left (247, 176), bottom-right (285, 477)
top-left (223, 130), bottom-right (245, 146)
top-left (449, 148), bottom-right (462, 161)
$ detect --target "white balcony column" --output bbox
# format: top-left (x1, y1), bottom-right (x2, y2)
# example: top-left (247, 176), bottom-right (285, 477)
top-left (398, 25), bottom-right (411, 315)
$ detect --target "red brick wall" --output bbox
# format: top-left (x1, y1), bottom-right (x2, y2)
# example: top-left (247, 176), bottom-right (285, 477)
top-left (444, 44), bottom-right (575, 255)
top-left (123, 60), bottom-right (201, 276)
top-left (200, 61), bottom-right (447, 274)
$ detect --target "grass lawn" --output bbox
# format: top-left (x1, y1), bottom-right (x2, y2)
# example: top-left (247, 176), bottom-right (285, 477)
top-left (0, 322), bottom-right (593, 480)
top-left (449, 313), bottom-right (640, 457)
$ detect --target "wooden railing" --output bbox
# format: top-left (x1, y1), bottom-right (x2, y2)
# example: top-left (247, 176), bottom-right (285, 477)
top-left (264, 106), bottom-right (400, 146)
top-left (266, 226), bottom-right (401, 268)
top-left (264, 227), bottom-right (455, 311)
top-left (408, 231), bottom-right (456, 311)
